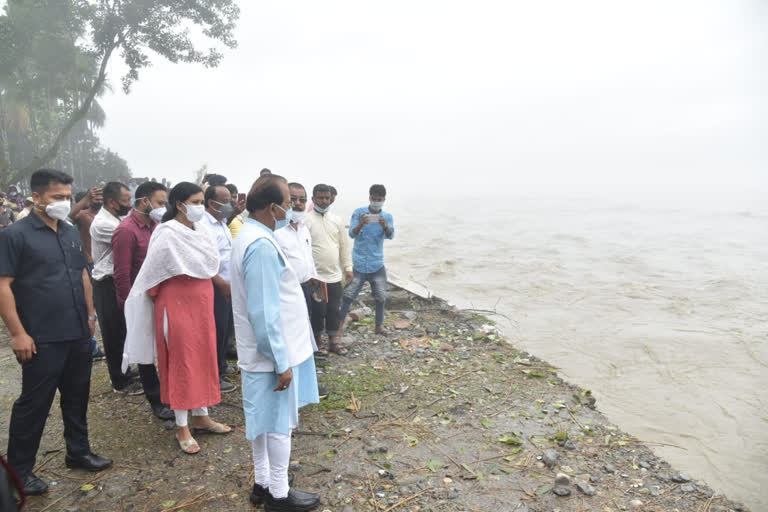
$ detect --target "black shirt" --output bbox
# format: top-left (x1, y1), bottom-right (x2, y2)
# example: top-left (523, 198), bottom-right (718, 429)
top-left (0, 212), bottom-right (89, 342)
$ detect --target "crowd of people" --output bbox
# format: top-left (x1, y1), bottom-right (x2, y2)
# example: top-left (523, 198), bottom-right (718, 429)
top-left (0, 167), bottom-right (395, 511)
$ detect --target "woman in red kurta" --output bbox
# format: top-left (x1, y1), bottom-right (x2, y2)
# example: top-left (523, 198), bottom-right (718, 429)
top-left (150, 276), bottom-right (220, 409)
top-left (148, 182), bottom-right (231, 454)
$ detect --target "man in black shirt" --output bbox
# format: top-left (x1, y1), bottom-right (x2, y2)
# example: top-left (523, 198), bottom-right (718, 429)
top-left (0, 169), bottom-right (112, 496)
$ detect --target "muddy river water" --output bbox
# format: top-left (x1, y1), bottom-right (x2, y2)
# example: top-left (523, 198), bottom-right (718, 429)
top-left (372, 194), bottom-right (767, 510)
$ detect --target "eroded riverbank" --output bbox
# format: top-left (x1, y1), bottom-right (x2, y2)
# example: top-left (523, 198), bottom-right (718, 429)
top-left (0, 286), bottom-right (751, 511)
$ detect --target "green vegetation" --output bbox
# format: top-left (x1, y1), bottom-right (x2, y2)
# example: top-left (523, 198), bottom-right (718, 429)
top-left (310, 366), bottom-right (391, 412)
top-left (0, 0), bottom-right (239, 190)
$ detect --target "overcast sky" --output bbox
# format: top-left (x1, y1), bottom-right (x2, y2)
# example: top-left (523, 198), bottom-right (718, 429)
top-left (98, 0), bottom-right (767, 200)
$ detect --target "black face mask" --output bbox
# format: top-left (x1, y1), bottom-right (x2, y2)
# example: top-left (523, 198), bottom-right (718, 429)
top-left (116, 204), bottom-right (131, 216)
top-left (90, 202), bottom-right (103, 212)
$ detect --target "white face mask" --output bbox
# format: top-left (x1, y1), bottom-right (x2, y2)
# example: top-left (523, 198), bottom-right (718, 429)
top-left (314, 204), bottom-right (329, 214)
top-left (44, 200), bottom-right (72, 221)
top-left (182, 203), bottom-right (205, 223)
top-left (149, 207), bottom-right (166, 223)
top-left (369, 201), bottom-right (385, 212)
top-left (291, 210), bottom-right (306, 224)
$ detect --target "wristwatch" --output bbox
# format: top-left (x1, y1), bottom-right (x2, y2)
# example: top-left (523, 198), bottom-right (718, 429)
top-left (88, 315), bottom-right (97, 321)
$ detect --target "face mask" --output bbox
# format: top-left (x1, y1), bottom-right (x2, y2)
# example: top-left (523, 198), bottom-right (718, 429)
top-left (370, 201), bottom-right (385, 212)
top-left (183, 203), bottom-right (205, 223)
top-left (117, 203), bottom-right (131, 217)
top-left (314, 204), bottom-right (329, 214)
top-left (290, 210), bottom-right (306, 224)
top-left (44, 200), bottom-right (71, 221)
top-left (213, 200), bottom-right (234, 220)
top-left (274, 204), bottom-right (292, 230)
top-left (149, 207), bottom-right (166, 223)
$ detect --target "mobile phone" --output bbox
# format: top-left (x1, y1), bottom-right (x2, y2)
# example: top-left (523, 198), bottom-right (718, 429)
top-left (238, 193), bottom-right (246, 202)
top-left (366, 214), bottom-right (381, 223)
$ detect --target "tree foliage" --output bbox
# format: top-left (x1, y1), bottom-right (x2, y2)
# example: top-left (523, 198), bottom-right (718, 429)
top-left (0, 0), bottom-right (239, 191)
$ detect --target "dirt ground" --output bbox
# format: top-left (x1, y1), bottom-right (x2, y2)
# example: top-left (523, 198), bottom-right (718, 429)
top-left (0, 287), bottom-right (751, 512)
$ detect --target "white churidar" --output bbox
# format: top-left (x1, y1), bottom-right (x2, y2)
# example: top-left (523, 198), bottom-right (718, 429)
top-left (251, 433), bottom-right (292, 499)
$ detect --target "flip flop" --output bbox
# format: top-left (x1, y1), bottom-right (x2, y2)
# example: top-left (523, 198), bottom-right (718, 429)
top-left (192, 422), bottom-right (232, 435)
top-left (177, 436), bottom-right (200, 455)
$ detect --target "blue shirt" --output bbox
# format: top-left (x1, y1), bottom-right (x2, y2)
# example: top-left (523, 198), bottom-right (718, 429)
top-left (242, 219), bottom-right (290, 373)
top-left (0, 212), bottom-right (89, 343)
top-left (348, 207), bottom-right (394, 274)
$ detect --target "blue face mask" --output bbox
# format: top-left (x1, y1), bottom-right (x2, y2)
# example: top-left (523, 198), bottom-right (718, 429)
top-left (274, 204), bottom-right (292, 230)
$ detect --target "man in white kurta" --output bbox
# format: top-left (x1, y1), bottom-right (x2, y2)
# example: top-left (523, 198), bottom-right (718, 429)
top-left (274, 182), bottom-right (317, 315)
top-left (230, 175), bottom-right (320, 511)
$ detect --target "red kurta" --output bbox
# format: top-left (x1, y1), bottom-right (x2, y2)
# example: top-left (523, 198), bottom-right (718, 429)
top-left (150, 275), bottom-right (221, 410)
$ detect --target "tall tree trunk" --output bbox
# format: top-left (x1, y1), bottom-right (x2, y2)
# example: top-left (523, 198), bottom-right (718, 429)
top-left (20, 38), bottom-right (119, 176)
top-left (0, 91), bottom-right (11, 184)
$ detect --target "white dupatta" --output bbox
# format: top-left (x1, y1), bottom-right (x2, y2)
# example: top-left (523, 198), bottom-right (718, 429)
top-left (122, 219), bottom-right (220, 372)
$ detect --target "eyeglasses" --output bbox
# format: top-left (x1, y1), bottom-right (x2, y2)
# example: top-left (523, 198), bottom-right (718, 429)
top-left (275, 203), bottom-right (292, 212)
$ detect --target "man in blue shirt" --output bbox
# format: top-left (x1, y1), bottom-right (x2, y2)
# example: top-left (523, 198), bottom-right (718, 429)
top-left (339, 184), bottom-right (394, 336)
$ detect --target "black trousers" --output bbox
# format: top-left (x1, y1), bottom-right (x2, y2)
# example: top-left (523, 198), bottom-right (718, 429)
top-left (7, 339), bottom-right (91, 477)
top-left (92, 277), bottom-right (162, 406)
top-left (300, 282), bottom-right (312, 316)
top-left (213, 283), bottom-right (234, 374)
top-left (311, 281), bottom-right (342, 337)
top-left (93, 277), bottom-right (130, 390)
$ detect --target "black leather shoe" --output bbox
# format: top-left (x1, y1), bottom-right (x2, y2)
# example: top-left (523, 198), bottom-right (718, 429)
top-left (250, 474), bottom-right (295, 505)
top-left (22, 473), bottom-right (48, 495)
top-left (152, 403), bottom-right (175, 421)
top-left (65, 452), bottom-right (113, 472)
top-left (264, 487), bottom-right (320, 511)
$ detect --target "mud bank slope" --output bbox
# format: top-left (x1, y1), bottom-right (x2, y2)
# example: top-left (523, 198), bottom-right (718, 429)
top-left (0, 286), bottom-right (750, 512)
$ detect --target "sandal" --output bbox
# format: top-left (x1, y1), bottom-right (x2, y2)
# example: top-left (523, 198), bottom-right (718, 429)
top-left (328, 336), bottom-right (348, 356)
top-left (192, 421), bottom-right (232, 435)
top-left (177, 436), bottom-right (200, 455)
top-left (315, 340), bottom-right (329, 357)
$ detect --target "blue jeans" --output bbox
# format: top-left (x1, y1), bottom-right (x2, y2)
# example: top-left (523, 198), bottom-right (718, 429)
top-left (339, 267), bottom-right (388, 327)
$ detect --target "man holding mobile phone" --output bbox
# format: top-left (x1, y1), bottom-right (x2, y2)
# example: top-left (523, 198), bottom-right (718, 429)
top-left (338, 184), bottom-right (394, 337)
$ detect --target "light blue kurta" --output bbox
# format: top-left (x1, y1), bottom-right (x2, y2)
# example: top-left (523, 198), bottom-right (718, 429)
top-left (240, 220), bottom-right (319, 439)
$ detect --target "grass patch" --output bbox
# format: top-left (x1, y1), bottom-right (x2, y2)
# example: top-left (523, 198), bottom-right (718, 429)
top-left (311, 366), bottom-right (391, 411)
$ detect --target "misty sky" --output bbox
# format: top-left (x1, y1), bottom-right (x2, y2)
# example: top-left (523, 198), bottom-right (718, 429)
top-left (97, 0), bottom-right (767, 199)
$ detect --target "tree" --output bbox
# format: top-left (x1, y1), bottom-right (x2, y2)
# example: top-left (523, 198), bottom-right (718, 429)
top-left (1, 0), bottom-right (239, 181)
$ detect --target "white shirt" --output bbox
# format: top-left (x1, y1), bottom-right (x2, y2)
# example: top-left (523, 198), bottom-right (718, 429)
top-left (304, 210), bottom-right (352, 283)
top-left (90, 207), bottom-right (122, 281)
top-left (274, 221), bottom-right (318, 284)
top-left (202, 211), bottom-right (233, 281)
